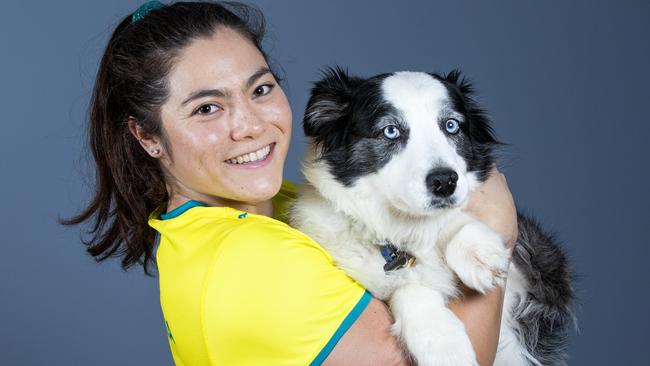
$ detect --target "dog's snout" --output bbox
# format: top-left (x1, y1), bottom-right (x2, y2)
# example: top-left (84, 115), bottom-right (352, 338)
top-left (426, 168), bottom-right (458, 198)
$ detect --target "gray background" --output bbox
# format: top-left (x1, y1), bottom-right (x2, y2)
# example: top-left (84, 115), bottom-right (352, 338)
top-left (1, 0), bottom-right (648, 364)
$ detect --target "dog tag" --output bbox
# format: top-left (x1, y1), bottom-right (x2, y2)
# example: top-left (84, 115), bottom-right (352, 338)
top-left (381, 243), bottom-right (416, 272)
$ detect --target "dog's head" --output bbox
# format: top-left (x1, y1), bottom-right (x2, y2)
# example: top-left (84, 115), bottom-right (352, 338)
top-left (303, 67), bottom-right (499, 217)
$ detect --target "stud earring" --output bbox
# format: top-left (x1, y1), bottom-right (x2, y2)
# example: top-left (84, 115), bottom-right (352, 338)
top-left (150, 148), bottom-right (161, 155)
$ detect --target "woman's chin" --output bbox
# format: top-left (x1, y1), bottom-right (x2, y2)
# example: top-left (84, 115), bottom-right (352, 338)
top-left (230, 174), bottom-right (283, 203)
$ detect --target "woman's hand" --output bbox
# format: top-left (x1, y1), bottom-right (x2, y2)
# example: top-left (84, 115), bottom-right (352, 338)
top-left (464, 167), bottom-right (518, 252)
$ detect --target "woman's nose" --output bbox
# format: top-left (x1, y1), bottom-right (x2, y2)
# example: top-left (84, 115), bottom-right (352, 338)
top-left (229, 102), bottom-right (265, 141)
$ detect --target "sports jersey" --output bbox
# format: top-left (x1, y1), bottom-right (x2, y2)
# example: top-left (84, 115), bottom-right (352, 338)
top-left (148, 182), bottom-right (371, 365)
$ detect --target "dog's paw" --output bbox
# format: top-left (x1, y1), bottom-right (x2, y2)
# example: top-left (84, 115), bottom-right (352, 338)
top-left (445, 223), bottom-right (510, 294)
top-left (396, 307), bottom-right (478, 366)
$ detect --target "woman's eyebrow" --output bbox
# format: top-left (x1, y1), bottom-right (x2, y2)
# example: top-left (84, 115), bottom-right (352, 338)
top-left (181, 88), bottom-right (229, 107)
top-left (245, 67), bottom-right (272, 90)
top-left (180, 67), bottom-right (272, 107)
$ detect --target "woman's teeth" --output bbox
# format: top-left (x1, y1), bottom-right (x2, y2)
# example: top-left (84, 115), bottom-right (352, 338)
top-left (226, 144), bottom-right (271, 164)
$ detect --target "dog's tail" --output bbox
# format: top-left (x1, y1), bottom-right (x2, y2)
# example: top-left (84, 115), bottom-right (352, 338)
top-left (510, 212), bottom-right (576, 366)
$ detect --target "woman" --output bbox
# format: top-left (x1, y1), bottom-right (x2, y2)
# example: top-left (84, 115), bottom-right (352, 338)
top-left (64, 2), bottom-right (518, 365)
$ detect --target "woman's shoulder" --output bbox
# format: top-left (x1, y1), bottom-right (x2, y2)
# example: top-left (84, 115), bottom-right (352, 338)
top-left (201, 209), bottom-right (369, 365)
top-left (150, 197), bottom-right (335, 271)
top-left (151, 185), bottom-right (369, 365)
top-left (213, 208), bottom-right (335, 270)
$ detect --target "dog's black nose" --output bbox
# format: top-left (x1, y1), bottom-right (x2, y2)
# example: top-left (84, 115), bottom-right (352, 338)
top-left (426, 168), bottom-right (458, 198)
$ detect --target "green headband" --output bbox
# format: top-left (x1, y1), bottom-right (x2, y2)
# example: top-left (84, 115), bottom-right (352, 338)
top-left (131, 1), bottom-right (164, 24)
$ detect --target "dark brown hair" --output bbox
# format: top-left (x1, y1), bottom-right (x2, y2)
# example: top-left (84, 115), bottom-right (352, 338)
top-left (62, 1), bottom-right (275, 275)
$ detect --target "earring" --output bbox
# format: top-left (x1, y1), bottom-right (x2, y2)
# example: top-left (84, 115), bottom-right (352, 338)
top-left (150, 148), bottom-right (161, 156)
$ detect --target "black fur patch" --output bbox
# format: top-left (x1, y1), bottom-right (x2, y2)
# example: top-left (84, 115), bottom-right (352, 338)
top-left (513, 213), bottom-right (576, 365)
top-left (304, 67), bottom-right (410, 186)
top-left (431, 70), bottom-right (500, 182)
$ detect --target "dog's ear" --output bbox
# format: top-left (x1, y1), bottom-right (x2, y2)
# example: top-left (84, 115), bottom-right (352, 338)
top-left (443, 69), bottom-right (475, 97)
top-left (303, 66), bottom-right (364, 141)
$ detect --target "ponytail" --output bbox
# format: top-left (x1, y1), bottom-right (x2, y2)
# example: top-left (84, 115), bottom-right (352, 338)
top-left (62, 1), bottom-right (272, 274)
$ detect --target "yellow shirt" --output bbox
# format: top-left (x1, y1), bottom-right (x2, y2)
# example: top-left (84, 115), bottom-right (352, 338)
top-left (148, 182), bottom-right (370, 365)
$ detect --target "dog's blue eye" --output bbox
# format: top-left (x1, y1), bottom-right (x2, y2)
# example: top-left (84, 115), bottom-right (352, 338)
top-left (383, 125), bottom-right (401, 139)
top-left (445, 119), bottom-right (460, 134)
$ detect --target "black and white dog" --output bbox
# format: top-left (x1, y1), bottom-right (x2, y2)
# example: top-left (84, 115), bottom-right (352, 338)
top-left (290, 68), bottom-right (575, 365)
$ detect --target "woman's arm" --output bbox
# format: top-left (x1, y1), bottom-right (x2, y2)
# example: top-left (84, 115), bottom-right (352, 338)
top-left (450, 168), bottom-right (518, 366)
top-left (323, 297), bottom-right (409, 366)
top-left (448, 284), bottom-right (506, 366)
top-left (325, 168), bottom-right (517, 366)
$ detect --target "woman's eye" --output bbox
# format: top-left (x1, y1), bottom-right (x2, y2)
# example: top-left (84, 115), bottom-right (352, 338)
top-left (195, 104), bottom-right (220, 115)
top-left (445, 119), bottom-right (460, 134)
top-left (253, 84), bottom-right (274, 97)
top-left (383, 125), bottom-right (401, 140)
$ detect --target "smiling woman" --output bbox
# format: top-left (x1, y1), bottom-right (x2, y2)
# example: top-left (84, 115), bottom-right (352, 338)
top-left (134, 28), bottom-right (292, 216)
top-left (62, 1), bottom-right (518, 365)
top-left (61, 1), bottom-right (279, 274)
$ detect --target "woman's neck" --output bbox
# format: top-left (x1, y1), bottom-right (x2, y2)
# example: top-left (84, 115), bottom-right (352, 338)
top-left (166, 191), bottom-right (274, 217)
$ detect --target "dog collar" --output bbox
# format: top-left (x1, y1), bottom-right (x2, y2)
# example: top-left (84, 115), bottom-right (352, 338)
top-left (380, 242), bottom-right (416, 272)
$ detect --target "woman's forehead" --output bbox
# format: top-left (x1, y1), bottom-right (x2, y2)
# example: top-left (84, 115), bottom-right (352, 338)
top-left (167, 27), bottom-right (269, 99)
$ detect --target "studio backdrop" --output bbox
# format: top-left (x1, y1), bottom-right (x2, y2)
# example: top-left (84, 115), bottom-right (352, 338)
top-left (0, 0), bottom-right (648, 365)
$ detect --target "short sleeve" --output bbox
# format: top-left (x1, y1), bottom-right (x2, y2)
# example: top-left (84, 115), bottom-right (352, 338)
top-left (202, 218), bottom-right (370, 366)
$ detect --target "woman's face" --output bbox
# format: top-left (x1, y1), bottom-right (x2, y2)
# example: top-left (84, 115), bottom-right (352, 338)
top-left (157, 27), bottom-right (292, 210)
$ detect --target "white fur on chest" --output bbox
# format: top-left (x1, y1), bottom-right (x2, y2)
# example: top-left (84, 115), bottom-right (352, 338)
top-left (292, 180), bottom-right (465, 301)
top-left (290, 158), bottom-right (512, 366)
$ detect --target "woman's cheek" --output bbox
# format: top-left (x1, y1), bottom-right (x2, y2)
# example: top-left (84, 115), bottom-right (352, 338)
top-left (206, 132), bottom-right (219, 143)
top-left (269, 91), bottom-right (292, 128)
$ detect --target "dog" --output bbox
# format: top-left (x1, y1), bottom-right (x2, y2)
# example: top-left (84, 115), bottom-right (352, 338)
top-left (289, 68), bottom-right (575, 365)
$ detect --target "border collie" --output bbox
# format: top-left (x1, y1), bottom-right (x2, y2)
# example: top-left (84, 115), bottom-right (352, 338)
top-left (289, 68), bottom-right (575, 365)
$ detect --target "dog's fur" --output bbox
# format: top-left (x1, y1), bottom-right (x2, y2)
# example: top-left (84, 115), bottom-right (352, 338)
top-left (289, 68), bottom-right (575, 365)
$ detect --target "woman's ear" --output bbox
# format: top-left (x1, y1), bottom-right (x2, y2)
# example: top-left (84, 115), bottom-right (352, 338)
top-left (127, 117), bottom-right (163, 158)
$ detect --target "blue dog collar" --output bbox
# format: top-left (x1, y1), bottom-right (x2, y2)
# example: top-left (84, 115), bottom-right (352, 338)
top-left (380, 242), bottom-right (416, 272)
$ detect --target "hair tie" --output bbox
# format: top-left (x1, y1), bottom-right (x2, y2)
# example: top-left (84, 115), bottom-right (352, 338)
top-left (131, 1), bottom-right (164, 24)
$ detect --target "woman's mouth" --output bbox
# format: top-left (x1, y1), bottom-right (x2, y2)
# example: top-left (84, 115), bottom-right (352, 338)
top-left (225, 143), bottom-right (274, 166)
